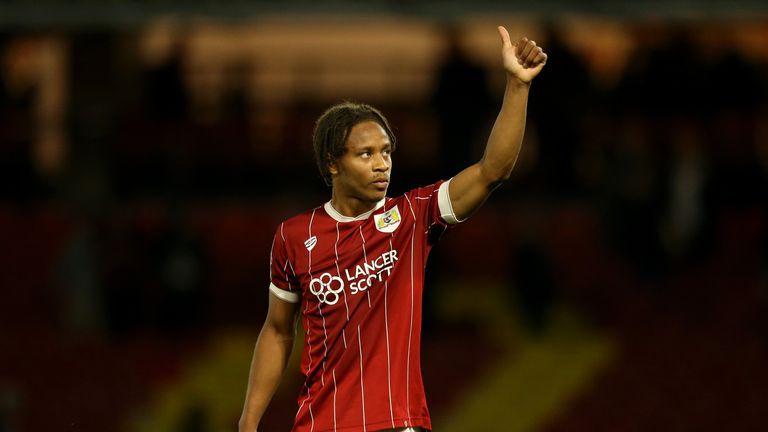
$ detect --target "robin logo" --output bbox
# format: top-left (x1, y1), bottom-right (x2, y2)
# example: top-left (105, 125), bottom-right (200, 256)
top-left (374, 206), bottom-right (401, 233)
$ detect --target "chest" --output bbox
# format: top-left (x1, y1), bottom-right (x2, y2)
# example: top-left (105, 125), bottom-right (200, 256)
top-left (297, 220), bottom-right (405, 281)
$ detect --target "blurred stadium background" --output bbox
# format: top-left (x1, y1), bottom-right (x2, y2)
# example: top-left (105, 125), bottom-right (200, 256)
top-left (1, 1), bottom-right (768, 431)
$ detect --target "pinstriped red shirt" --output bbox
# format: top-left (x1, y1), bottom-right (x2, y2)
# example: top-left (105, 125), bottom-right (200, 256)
top-left (269, 180), bottom-right (461, 432)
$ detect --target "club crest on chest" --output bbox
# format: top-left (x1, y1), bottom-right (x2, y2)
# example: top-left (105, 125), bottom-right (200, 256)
top-left (374, 206), bottom-right (401, 233)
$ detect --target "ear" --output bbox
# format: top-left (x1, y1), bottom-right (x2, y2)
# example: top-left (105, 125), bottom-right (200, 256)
top-left (327, 157), bottom-right (339, 176)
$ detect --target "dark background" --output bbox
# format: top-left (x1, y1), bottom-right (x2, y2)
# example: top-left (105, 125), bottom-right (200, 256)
top-left (1, 2), bottom-right (767, 431)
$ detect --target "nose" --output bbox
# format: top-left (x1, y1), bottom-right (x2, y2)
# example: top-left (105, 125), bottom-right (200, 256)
top-left (372, 153), bottom-right (390, 172)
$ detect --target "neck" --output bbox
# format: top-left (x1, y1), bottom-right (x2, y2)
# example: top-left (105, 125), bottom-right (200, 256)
top-left (330, 190), bottom-right (380, 218)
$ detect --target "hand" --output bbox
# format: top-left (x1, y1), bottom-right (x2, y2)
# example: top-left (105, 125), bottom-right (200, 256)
top-left (497, 26), bottom-right (547, 83)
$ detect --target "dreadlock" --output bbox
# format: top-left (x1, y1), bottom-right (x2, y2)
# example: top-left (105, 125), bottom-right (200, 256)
top-left (312, 102), bottom-right (397, 186)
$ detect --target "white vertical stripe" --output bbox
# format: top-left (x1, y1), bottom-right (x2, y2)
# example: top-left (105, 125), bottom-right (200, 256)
top-left (304, 313), bottom-right (313, 384)
top-left (403, 193), bottom-right (417, 423)
top-left (308, 209), bottom-right (328, 386)
top-left (336, 222), bottom-right (347, 350)
top-left (282, 261), bottom-right (291, 290)
top-left (358, 226), bottom-right (372, 308)
top-left (309, 403), bottom-right (314, 432)
top-left (335, 222), bottom-right (350, 322)
top-left (367, 289), bottom-right (372, 308)
top-left (269, 232), bottom-right (275, 281)
top-left (332, 369), bottom-right (338, 432)
top-left (308, 209), bottom-right (316, 273)
top-left (301, 241), bottom-right (314, 405)
top-left (358, 226), bottom-right (368, 262)
top-left (318, 304), bottom-right (328, 387)
top-left (296, 392), bottom-right (307, 420)
top-left (302, 227), bottom-right (314, 387)
top-left (286, 258), bottom-right (297, 281)
top-left (279, 223), bottom-right (294, 291)
top-left (357, 325), bottom-right (367, 432)
top-left (385, 237), bottom-right (395, 428)
top-left (296, 385), bottom-right (311, 425)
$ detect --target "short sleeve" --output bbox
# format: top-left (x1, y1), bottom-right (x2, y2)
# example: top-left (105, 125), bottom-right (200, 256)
top-left (269, 223), bottom-right (301, 303)
top-left (405, 179), bottom-right (465, 245)
top-left (436, 179), bottom-right (465, 225)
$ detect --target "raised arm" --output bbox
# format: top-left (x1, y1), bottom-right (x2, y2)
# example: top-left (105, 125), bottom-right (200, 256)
top-left (447, 26), bottom-right (547, 221)
top-left (239, 293), bottom-right (300, 432)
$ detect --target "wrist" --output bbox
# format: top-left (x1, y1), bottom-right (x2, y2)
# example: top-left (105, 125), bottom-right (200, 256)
top-left (238, 417), bottom-right (259, 432)
top-left (506, 74), bottom-right (531, 89)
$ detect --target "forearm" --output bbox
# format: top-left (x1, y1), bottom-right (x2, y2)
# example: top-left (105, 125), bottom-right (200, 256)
top-left (445, 29), bottom-right (544, 221)
top-left (239, 325), bottom-right (295, 431)
top-left (479, 76), bottom-right (531, 185)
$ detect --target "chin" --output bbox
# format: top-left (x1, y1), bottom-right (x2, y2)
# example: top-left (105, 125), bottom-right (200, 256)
top-left (365, 191), bottom-right (386, 203)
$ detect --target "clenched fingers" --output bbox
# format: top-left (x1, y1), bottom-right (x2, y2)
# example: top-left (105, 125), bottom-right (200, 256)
top-left (515, 39), bottom-right (547, 68)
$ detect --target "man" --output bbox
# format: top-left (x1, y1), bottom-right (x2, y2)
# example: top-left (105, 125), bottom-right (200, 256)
top-left (240, 26), bottom-right (547, 432)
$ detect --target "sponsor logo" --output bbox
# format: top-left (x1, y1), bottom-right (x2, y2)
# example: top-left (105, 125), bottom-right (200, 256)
top-left (309, 273), bottom-right (344, 305)
top-left (307, 249), bottom-right (399, 304)
top-left (304, 236), bottom-right (317, 251)
top-left (374, 206), bottom-right (401, 233)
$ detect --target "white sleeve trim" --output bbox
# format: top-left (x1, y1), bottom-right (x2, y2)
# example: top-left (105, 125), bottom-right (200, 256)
top-left (438, 179), bottom-right (465, 225)
top-left (269, 282), bottom-right (300, 303)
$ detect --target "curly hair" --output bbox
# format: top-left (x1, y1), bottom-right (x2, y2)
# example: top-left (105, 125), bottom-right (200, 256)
top-left (312, 102), bottom-right (397, 186)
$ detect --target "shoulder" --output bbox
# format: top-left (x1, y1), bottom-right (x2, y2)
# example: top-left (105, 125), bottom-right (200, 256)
top-left (398, 179), bottom-right (461, 225)
top-left (276, 205), bottom-right (325, 242)
top-left (384, 180), bottom-right (447, 219)
top-left (403, 180), bottom-right (447, 200)
top-left (395, 180), bottom-right (449, 213)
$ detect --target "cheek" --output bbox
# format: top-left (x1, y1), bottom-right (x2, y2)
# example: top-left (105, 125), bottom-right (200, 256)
top-left (338, 159), bottom-right (367, 180)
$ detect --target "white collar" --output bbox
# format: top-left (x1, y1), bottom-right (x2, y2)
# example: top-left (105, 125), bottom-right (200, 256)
top-left (323, 198), bottom-right (386, 222)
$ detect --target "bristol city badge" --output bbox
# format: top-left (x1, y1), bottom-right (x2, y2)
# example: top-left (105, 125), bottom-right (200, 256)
top-left (374, 206), bottom-right (401, 233)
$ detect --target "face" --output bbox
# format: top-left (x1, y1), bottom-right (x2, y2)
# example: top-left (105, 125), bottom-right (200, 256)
top-left (329, 121), bottom-right (393, 204)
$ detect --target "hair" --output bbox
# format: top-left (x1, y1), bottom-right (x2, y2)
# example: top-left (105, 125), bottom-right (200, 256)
top-left (312, 101), bottom-right (397, 186)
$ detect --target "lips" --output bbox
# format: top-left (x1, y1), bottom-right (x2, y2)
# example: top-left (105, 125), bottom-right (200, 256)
top-left (372, 178), bottom-right (389, 188)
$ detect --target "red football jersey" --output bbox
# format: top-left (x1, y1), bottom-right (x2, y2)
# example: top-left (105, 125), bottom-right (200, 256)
top-left (269, 180), bottom-right (461, 432)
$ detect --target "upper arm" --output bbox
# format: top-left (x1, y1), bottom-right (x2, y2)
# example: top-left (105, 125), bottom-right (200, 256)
top-left (447, 162), bottom-right (500, 222)
top-left (264, 292), bottom-right (300, 338)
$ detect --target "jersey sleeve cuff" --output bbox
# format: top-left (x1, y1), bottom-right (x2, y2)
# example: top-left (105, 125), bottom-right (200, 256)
top-left (269, 282), bottom-right (300, 303)
top-left (438, 179), bottom-right (465, 225)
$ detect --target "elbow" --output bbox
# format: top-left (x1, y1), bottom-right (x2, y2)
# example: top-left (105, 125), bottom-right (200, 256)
top-left (272, 324), bottom-right (296, 344)
top-left (497, 167), bottom-right (514, 183)
top-left (480, 160), bottom-right (515, 187)
top-left (262, 319), bottom-right (297, 344)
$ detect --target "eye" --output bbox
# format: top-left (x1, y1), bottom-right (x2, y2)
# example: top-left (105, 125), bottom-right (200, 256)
top-left (359, 151), bottom-right (371, 158)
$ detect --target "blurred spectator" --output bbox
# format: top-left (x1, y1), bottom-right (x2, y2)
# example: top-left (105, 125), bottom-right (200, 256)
top-left (704, 44), bottom-right (768, 215)
top-left (0, 383), bottom-right (19, 432)
top-left (142, 38), bottom-right (189, 123)
top-left (55, 211), bottom-right (106, 337)
top-left (602, 114), bottom-right (666, 282)
top-left (0, 35), bottom-right (46, 202)
top-left (427, 26), bottom-right (494, 332)
top-left (151, 203), bottom-right (208, 335)
top-left (102, 210), bottom-right (151, 336)
top-left (176, 401), bottom-right (208, 432)
top-left (616, 24), bottom-right (705, 118)
top-left (528, 24), bottom-right (595, 197)
top-left (660, 118), bottom-right (713, 268)
top-left (430, 25), bottom-right (493, 179)
top-left (2, 19), bottom-right (768, 432)
top-left (510, 209), bottom-right (556, 333)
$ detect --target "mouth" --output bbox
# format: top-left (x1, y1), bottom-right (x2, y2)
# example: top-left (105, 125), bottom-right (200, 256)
top-left (372, 178), bottom-right (389, 189)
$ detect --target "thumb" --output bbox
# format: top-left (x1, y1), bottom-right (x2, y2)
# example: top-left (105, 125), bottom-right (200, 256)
top-left (497, 25), bottom-right (512, 49)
